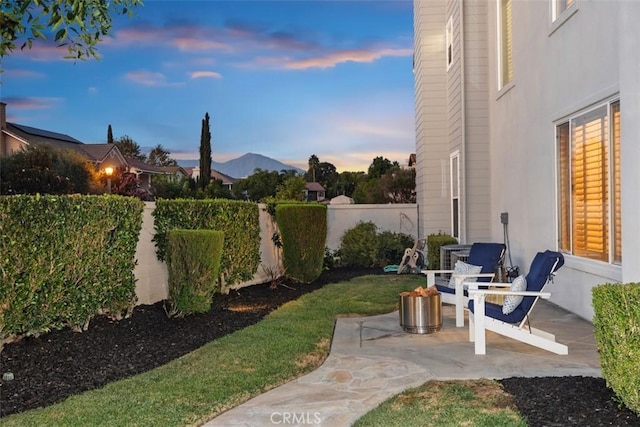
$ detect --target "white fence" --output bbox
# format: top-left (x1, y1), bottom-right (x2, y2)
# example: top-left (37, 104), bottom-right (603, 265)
top-left (134, 202), bottom-right (418, 305)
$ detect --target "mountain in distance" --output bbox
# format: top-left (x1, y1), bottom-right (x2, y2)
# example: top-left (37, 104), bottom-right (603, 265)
top-left (179, 153), bottom-right (304, 179)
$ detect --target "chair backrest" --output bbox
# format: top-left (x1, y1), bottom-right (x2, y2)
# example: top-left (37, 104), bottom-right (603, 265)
top-left (466, 242), bottom-right (506, 283)
top-left (519, 250), bottom-right (564, 314)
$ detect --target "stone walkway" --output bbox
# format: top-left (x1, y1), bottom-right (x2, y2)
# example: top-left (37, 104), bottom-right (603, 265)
top-left (205, 302), bottom-right (601, 426)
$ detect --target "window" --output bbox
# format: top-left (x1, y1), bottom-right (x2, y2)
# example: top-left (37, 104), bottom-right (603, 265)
top-left (450, 151), bottom-right (460, 239)
top-left (498, 0), bottom-right (513, 88)
top-left (446, 17), bottom-right (453, 70)
top-left (557, 99), bottom-right (621, 264)
top-left (552, 0), bottom-right (575, 21)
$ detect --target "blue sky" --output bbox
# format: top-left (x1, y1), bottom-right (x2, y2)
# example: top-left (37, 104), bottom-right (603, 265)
top-left (1, 0), bottom-right (414, 172)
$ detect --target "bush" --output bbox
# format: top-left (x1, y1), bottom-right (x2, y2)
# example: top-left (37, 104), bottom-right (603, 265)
top-left (378, 231), bottom-right (415, 267)
top-left (592, 283), bottom-right (640, 415)
top-left (275, 204), bottom-right (327, 283)
top-left (0, 145), bottom-right (101, 195)
top-left (426, 232), bottom-right (458, 269)
top-left (0, 195), bottom-right (143, 344)
top-left (153, 199), bottom-right (260, 293)
top-left (166, 230), bottom-right (224, 316)
top-left (339, 221), bottom-right (380, 267)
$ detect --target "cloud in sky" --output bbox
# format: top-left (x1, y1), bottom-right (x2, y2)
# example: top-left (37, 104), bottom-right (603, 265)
top-left (189, 71), bottom-right (222, 79)
top-left (2, 1), bottom-right (414, 173)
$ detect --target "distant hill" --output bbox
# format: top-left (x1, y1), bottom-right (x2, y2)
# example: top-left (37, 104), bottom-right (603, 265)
top-left (179, 153), bottom-right (305, 179)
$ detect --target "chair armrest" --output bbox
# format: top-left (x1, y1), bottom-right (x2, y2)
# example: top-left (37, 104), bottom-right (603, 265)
top-left (420, 269), bottom-right (454, 275)
top-left (465, 280), bottom-right (511, 290)
top-left (468, 289), bottom-right (551, 299)
top-left (453, 273), bottom-right (495, 280)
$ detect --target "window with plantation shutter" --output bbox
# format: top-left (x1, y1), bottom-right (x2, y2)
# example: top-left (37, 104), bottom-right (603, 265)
top-left (498, 0), bottom-right (513, 88)
top-left (557, 100), bottom-right (621, 264)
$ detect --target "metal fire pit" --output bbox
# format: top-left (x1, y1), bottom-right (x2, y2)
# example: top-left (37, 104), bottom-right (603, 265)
top-left (399, 293), bottom-right (442, 334)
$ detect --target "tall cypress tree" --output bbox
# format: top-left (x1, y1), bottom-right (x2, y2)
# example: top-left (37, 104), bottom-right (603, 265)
top-left (199, 113), bottom-right (212, 190)
top-left (107, 124), bottom-right (114, 144)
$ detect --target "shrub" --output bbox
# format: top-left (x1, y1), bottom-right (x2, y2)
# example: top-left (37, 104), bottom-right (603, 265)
top-left (166, 230), bottom-right (224, 316)
top-left (426, 232), bottom-right (458, 269)
top-left (0, 145), bottom-right (101, 195)
top-left (378, 231), bottom-right (415, 267)
top-left (592, 283), bottom-right (640, 415)
top-left (275, 204), bottom-right (327, 283)
top-left (339, 221), bottom-right (380, 267)
top-left (153, 199), bottom-right (260, 293)
top-left (0, 195), bottom-right (143, 345)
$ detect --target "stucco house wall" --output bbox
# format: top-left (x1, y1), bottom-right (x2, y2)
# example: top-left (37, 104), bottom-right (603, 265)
top-left (414, 0), bottom-right (640, 321)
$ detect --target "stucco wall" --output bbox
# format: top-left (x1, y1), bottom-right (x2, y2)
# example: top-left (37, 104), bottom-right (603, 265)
top-left (485, 0), bottom-right (627, 321)
top-left (134, 203), bottom-right (415, 305)
top-left (325, 204), bottom-right (419, 251)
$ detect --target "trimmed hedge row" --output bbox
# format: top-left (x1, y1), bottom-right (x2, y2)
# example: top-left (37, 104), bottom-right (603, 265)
top-left (592, 283), bottom-right (640, 415)
top-left (166, 230), bottom-right (224, 316)
top-left (0, 195), bottom-right (143, 344)
top-left (275, 204), bottom-right (327, 283)
top-left (152, 199), bottom-right (261, 293)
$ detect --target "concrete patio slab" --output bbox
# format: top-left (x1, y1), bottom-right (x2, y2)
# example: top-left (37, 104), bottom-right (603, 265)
top-left (204, 301), bottom-right (601, 426)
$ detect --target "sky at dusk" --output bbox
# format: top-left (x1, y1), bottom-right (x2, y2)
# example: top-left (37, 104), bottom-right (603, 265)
top-left (1, 0), bottom-right (415, 172)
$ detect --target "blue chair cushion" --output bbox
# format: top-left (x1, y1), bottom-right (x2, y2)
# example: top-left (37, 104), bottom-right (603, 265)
top-left (466, 243), bottom-right (506, 283)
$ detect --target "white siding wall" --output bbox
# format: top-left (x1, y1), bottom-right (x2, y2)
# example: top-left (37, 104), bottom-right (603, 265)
top-left (414, 0), bottom-right (451, 236)
top-left (463, 0), bottom-right (491, 243)
top-left (486, 0), bottom-right (628, 320)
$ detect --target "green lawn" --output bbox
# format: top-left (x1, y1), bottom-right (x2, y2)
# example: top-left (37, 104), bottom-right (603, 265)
top-left (2, 274), bottom-right (525, 426)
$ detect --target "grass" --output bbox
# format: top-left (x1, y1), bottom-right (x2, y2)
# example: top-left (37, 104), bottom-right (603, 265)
top-left (354, 379), bottom-right (527, 427)
top-left (2, 274), bottom-right (526, 426)
top-left (2, 274), bottom-right (422, 426)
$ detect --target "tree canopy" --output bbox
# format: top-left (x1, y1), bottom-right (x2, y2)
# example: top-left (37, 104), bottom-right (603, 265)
top-left (199, 112), bottom-right (212, 190)
top-left (0, 0), bottom-right (142, 64)
top-left (148, 144), bottom-right (178, 167)
top-left (114, 135), bottom-right (146, 162)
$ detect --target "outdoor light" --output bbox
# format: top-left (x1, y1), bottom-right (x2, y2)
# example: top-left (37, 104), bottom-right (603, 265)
top-left (105, 167), bottom-right (114, 194)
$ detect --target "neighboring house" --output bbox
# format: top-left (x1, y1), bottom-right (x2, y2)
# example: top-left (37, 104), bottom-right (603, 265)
top-left (414, 0), bottom-right (639, 321)
top-left (0, 102), bottom-right (178, 192)
top-left (157, 166), bottom-right (189, 182)
top-left (189, 166), bottom-right (238, 191)
top-left (305, 182), bottom-right (326, 202)
top-left (0, 104), bottom-right (128, 172)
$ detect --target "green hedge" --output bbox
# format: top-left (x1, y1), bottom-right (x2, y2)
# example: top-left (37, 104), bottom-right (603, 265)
top-left (0, 195), bottom-right (143, 344)
top-left (426, 233), bottom-right (458, 269)
top-left (592, 283), bottom-right (640, 415)
top-left (166, 230), bottom-right (224, 316)
top-left (275, 204), bottom-right (327, 283)
top-left (152, 199), bottom-right (260, 292)
top-left (339, 221), bottom-right (379, 267)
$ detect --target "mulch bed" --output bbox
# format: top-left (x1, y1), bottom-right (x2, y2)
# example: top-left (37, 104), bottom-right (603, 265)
top-left (1, 267), bottom-right (639, 426)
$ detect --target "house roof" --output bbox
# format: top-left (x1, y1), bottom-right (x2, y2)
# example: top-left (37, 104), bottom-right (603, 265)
top-left (212, 169), bottom-right (238, 185)
top-left (7, 122), bottom-right (83, 146)
top-left (126, 157), bottom-right (166, 174)
top-left (158, 166), bottom-right (189, 176)
top-left (79, 144), bottom-right (122, 163)
top-left (305, 182), bottom-right (325, 192)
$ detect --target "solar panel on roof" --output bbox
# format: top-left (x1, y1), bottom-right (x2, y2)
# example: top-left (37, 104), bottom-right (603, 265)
top-left (10, 123), bottom-right (83, 144)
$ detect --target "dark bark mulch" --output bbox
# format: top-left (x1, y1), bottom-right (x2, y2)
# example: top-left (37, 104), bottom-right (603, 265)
top-left (1, 267), bottom-right (639, 426)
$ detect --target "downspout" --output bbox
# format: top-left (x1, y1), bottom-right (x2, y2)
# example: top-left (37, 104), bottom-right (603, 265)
top-left (459, 0), bottom-right (467, 243)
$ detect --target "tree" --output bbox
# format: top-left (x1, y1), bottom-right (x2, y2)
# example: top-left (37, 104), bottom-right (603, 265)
top-left (352, 179), bottom-right (386, 204)
top-left (148, 144), bottom-right (178, 167)
top-left (275, 175), bottom-right (306, 201)
top-left (331, 171), bottom-right (366, 197)
top-left (0, 145), bottom-right (100, 195)
top-left (0, 0), bottom-right (142, 65)
top-left (379, 167), bottom-right (416, 203)
top-left (316, 161), bottom-right (338, 196)
top-left (234, 169), bottom-right (281, 202)
top-left (367, 156), bottom-right (399, 179)
top-left (107, 124), bottom-right (114, 144)
top-left (199, 112), bottom-right (212, 190)
top-left (114, 135), bottom-right (146, 161)
top-left (307, 154), bottom-right (319, 182)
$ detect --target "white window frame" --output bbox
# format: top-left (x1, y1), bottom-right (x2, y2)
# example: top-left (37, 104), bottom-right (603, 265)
top-left (556, 98), bottom-right (621, 265)
top-left (551, 0), bottom-right (575, 22)
top-left (446, 17), bottom-right (453, 71)
top-left (450, 151), bottom-right (461, 240)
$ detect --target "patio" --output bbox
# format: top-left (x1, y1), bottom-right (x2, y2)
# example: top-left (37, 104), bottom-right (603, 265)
top-left (206, 300), bottom-right (600, 426)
